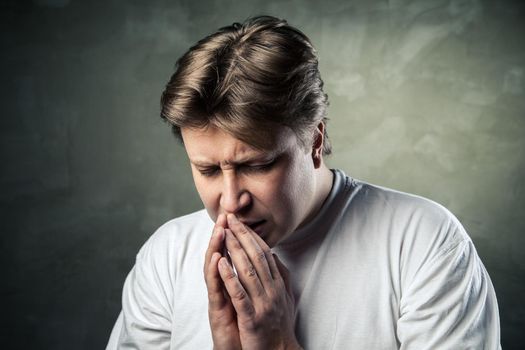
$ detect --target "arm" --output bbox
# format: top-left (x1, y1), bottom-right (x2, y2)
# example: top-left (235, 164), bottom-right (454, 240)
top-left (106, 239), bottom-right (172, 349)
top-left (397, 237), bottom-right (501, 349)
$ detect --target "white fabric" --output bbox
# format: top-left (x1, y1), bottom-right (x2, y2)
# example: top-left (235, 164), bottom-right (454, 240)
top-left (107, 169), bottom-right (501, 349)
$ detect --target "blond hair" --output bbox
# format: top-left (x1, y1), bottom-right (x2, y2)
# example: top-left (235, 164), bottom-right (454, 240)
top-left (160, 15), bottom-right (331, 155)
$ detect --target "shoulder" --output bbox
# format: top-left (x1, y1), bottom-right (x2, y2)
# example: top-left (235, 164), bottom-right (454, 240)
top-left (124, 209), bottom-right (213, 302)
top-left (116, 210), bottom-right (214, 343)
top-left (346, 179), bottom-right (472, 279)
top-left (353, 179), bottom-right (456, 222)
top-left (136, 209), bottom-right (214, 262)
top-left (353, 179), bottom-right (469, 246)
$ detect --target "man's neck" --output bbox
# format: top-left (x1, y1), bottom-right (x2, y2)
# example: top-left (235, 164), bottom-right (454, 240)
top-left (313, 165), bottom-right (334, 218)
top-left (298, 164), bottom-right (334, 230)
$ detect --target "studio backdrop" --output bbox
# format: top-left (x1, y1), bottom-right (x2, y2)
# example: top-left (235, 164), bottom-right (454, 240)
top-left (1, 0), bottom-right (524, 349)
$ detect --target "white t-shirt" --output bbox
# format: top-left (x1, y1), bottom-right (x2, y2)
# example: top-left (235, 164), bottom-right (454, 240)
top-left (107, 169), bottom-right (501, 349)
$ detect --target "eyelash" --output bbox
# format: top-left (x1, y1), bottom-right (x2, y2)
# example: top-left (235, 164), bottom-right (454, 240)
top-left (198, 161), bottom-right (276, 178)
top-left (199, 169), bottom-right (219, 177)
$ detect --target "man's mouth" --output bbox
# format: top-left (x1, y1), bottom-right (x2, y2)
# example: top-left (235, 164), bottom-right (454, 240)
top-left (246, 220), bottom-right (266, 234)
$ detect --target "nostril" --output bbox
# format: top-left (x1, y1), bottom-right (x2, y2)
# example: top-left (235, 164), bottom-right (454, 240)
top-left (220, 196), bottom-right (249, 215)
top-left (239, 191), bottom-right (252, 206)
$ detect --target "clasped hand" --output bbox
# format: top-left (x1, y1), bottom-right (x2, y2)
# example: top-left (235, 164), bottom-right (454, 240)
top-left (204, 213), bottom-right (301, 350)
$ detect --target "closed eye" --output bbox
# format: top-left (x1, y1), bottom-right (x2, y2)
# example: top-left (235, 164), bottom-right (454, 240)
top-left (243, 160), bottom-right (276, 173)
top-left (198, 167), bottom-right (220, 177)
top-left (197, 159), bottom-right (276, 177)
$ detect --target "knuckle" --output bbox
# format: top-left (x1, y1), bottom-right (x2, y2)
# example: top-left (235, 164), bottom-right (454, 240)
top-left (232, 239), bottom-right (242, 250)
top-left (254, 250), bottom-right (266, 263)
top-left (244, 265), bottom-right (257, 277)
top-left (233, 289), bottom-right (248, 301)
top-left (238, 225), bottom-right (249, 236)
top-left (224, 269), bottom-right (237, 281)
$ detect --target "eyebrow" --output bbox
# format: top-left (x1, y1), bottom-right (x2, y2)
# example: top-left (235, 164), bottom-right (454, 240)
top-left (190, 152), bottom-right (280, 168)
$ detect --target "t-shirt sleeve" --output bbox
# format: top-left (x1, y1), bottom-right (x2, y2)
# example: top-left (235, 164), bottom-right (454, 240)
top-left (106, 235), bottom-right (173, 349)
top-left (396, 226), bottom-right (501, 349)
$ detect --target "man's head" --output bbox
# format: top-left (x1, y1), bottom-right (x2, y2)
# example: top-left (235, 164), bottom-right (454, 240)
top-left (160, 15), bottom-right (331, 155)
top-left (160, 16), bottom-right (333, 246)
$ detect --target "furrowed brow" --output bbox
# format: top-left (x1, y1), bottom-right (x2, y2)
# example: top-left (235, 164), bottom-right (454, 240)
top-left (223, 152), bottom-right (280, 166)
top-left (191, 160), bottom-right (217, 167)
top-left (190, 151), bottom-right (279, 168)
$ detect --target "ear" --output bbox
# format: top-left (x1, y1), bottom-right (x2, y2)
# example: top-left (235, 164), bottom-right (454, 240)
top-left (311, 122), bottom-right (325, 169)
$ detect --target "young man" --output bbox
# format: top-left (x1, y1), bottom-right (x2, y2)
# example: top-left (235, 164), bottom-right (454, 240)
top-left (107, 16), bottom-right (501, 349)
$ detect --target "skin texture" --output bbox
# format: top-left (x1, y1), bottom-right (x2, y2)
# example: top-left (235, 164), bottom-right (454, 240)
top-left (183, 124), bottom-right (332, 349)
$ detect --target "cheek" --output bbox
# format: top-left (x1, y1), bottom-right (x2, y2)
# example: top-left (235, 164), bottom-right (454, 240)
top-left (267, 162), bottom-right (309, 218)
top-left (277, 157), bottom-right (314, 217)
top-left (193, 176), bottom-right (220, 216)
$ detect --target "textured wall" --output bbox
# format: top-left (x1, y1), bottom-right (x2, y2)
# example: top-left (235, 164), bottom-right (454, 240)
top-left (1, 0), bottom-right (523, 348)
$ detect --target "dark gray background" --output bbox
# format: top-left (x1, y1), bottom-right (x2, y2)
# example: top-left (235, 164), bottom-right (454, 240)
top-left (1, 0), bottom-right (524, 349)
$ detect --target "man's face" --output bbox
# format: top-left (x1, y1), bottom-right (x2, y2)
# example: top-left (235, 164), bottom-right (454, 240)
top-left (181, 125), bottom-right (318, 247)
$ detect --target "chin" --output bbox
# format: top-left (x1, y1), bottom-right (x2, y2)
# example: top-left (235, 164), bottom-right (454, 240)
top-left (264, 233), bottom-right (282, 249)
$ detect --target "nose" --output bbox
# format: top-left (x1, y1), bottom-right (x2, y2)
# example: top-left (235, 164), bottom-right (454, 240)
top-left (220, 173), bottom-right (251, 214)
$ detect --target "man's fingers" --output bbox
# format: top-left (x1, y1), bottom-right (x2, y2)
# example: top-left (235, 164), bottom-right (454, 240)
top-left (218, 256), bottom-right (255, 317)
top-left (226, 214), bottom-right (251, 236)
top-left (206, 251), bottom-right (229, 308)
top-left (203, 216), bottom-right (229, 309)
top-left (248, 222), bottom-right (281, 282)
top-left (226, 214), bottom-right (274, 288)
top-left (224, 229), bottom-right (266, 299)
top-left (204, 225), bottom-right (225, 276)
top-left (215, 213), bottom-right (227, 230)
top-left (204, 214), bottom-right (227, 274)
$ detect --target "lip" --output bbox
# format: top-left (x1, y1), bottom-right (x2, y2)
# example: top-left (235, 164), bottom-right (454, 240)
top-left (245, 220), bottom-right (266, 234)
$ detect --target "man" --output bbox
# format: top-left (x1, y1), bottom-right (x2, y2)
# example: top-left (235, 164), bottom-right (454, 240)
top-left (107, 16), bottom-right (501, 349)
